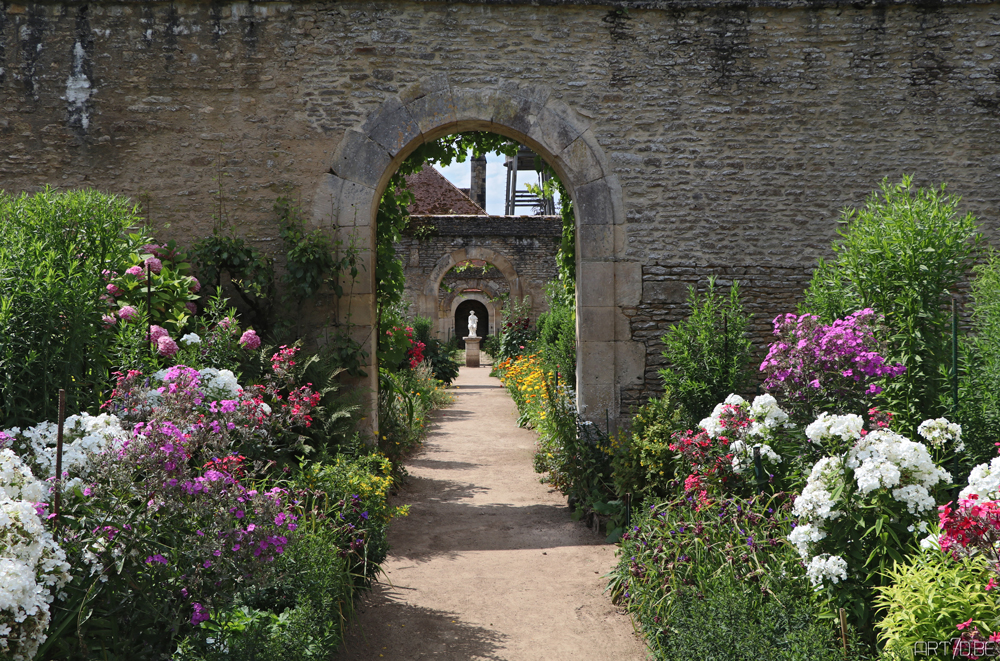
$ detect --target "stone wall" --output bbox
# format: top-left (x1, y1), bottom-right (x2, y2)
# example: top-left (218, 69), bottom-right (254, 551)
top-left (2, 0), bottom-right (1000, 423)
top-left (623, 263), bottom-right (813, 414)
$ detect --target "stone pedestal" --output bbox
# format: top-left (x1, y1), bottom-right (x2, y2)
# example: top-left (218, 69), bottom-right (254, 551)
top-left (464, 337), bottom-right (481, 368)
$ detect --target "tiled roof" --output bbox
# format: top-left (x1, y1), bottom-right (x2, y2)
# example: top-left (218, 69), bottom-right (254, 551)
top-left (405, 167), bottom-right (487, 216)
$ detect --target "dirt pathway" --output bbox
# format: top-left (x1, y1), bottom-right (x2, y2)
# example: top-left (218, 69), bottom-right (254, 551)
top-left (336, 366), bottom-right (647, 660)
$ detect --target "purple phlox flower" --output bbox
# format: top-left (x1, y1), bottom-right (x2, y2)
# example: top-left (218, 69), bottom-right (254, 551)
top-left (191, 603), bottom-right (210, 625)
top-left (146, 554), bottom-right (168, 565)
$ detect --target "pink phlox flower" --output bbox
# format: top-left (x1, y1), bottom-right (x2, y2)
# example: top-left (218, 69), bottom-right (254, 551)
top-left (239, 329), bottom-right (261, 350)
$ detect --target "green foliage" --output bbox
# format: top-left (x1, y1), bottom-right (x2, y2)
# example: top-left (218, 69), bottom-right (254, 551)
top-left (496, 295), bottom-right (535, 361)
top-left (534, 281), bottom-right (576, 386)
top-left (109, 239), bottom-right (200, 334)
top-left (611, 390), bottom-right (687, 500)
top-left (413, 316), bottom-right (461, 385)
top-left (955, 248), bottom-right (1000, 472)
top-left (525, 163), bottom-right (575, 287)
top-left (659, 276), bottom-right (753, 428)
top-left (377, 362), bottom-right (452, 467)
top-left (802, 176), bottom-right (982, 436)
top-left (274, 197), bottom-right (337, 301)
top-left (0, 187), bottom-right (140, 428)
top-left (660, 572), bottom-right (866, 661)
top-left (189, 233), bottom-right (275, 334)
top-left (874, 547), bottom-right (999, 657)
top-left (608, 493), bottom-right (853, 659)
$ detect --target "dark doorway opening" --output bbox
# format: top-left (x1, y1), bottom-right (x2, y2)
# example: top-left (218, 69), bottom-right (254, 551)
top-left (455, 299), bottom-right (488, 349)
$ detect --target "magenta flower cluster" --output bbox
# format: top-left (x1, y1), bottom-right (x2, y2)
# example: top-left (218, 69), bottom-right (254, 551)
top-left (760, 309), bottom-right (905, 415)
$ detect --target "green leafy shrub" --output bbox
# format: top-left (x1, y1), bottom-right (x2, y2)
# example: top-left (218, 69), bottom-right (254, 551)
top-left (956, 248), bottom-right (1000, 472)
top-left (0, 188), bottom-right (140, 428)
top-left (108, 239), bottom-right (200, 334)
top-left (659, 276), bottom-right (753, 430)
top-left (611, 390), bottom-right (687, 500)
top-left (662, 572), bottom-right (866, 661)
top-left (377, 362), bottom-right (452, 466)
top-left (609, 493), bottom-right (847, 658)
top-left (189, 233), bottom-right (275, 334)
top-left (802, 176), bottom-right (982, 435)
top-left (874, 547), bottom-right (1000, 657)
top-left (534, 281), bottom-right (576, 386)
top-left (496, 295), bottom-right (535, 361)
top-left (413, 316), bottom-right (460, 385)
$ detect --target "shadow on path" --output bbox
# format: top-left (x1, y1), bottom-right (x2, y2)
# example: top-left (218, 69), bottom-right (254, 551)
top-left (338, 583), bottom-right (508, 661)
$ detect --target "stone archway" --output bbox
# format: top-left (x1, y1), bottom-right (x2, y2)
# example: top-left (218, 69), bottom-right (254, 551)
top-left (312, 75), bottom-right (645, 426)
top-left (419, 247), bottom-right (521, 340)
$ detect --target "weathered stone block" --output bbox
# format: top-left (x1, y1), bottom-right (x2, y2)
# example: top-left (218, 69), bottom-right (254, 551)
top-left (331, 130), bottom-right (391, 189)
top-left (578, 225), bottom-right (613, 260)
top-left (310, 172), bottom-right (342, 229)
top-left (578, 306), bottom-right (615, 342)
top-left (398, 72), bottom-right (449, 105)
top-left (615, 341), bottom-right (646, 387)
top-left (362, 96), bottom-right (422, 158)
top-left (556, 129), bottom-right (607, 187)
top-left (336, 179), bottom-right (377, 228)
top-left (406, 89), bottom-right (457, 136)
top-left (578, 261), bottom-right (614, 307)
top-left (615, 262), bottom-right (642, 307)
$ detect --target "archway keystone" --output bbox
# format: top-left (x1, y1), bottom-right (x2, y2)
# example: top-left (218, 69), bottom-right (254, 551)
top-left (314, 75), bottom-right (643, 429)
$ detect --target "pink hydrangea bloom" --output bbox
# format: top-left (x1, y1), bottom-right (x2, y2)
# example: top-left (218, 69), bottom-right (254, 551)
top-left (189, 277), bottom-right (201, 293)
top-left (186, 302), bottom-right (197, 315)
top-left (141, 243), bottom-right (161, 255)
top-left (144, 257), bottom-right (163, 274)
top-left (125, 265), bottom-right (146, 280)
top-left (149, 325), bottom-right (170, 342)
top-left (240, 329), bottom-right (261, 350)
top-left (106, 283), bottom-right (123, 297)
top-left (118, 305), bottom-right (139, 322)
top-left (157, 336), bottom-right (179, 357)
top-left (102, 314), bottom-right (117, 327)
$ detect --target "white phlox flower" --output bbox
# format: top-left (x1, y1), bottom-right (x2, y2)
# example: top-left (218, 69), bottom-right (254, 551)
top-left (0, 452), bottom-right (71, 661)
top-left (960, 456), bottom-right (1000, 502)
top-left (699, 394), bottom-right (747, 439)
top-left (729, 440), bottom-right (781, 473)
top-left (787, 523), bottom-right (827, 560)
top-left (847, 430), bottom-right (949, 512)
top-left (805, 554), bottom-right (848, 587)
top-left (180, 333), bottom-right (202, 346)
top-left (805, 412), bottom-right (864, 444)
top-left (917, 417), bottom-right (964, 452)
top-left (4, 413), bottom-right (127, 486)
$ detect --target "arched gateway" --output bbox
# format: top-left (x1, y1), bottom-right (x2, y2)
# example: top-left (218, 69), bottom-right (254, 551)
top-left (310, 75), bottom-right (646, 429)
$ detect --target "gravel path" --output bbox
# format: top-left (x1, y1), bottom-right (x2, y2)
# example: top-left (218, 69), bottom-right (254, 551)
top-left (335, 366), bottom-right (647, 660)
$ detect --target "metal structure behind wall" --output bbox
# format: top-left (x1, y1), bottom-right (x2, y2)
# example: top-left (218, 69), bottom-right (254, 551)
top-left (504, 145), bottom-right (555, 215)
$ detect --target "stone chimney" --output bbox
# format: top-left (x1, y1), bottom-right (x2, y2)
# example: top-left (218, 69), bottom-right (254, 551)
top-left (470, 154), bottom-right (487, 209)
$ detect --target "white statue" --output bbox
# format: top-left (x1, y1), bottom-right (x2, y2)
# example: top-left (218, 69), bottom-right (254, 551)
top-left (467, 311), bottom-right (478, 338)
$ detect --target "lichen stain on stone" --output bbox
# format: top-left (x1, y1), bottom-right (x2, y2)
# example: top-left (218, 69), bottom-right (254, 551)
top-left (65, 5), bottom-right (94, 136)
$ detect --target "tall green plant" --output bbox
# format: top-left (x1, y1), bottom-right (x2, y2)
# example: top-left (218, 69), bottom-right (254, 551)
top-left (956, 248), bottom-right (1000, 470)
top-left (0, 188), bottom-right (140, 427)
top-left (659, 277), bottom-right (753, 428)
top-left (534, 281), bottom-right (576, 386)
top-left (802, 176), bottom-right (981, 435)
